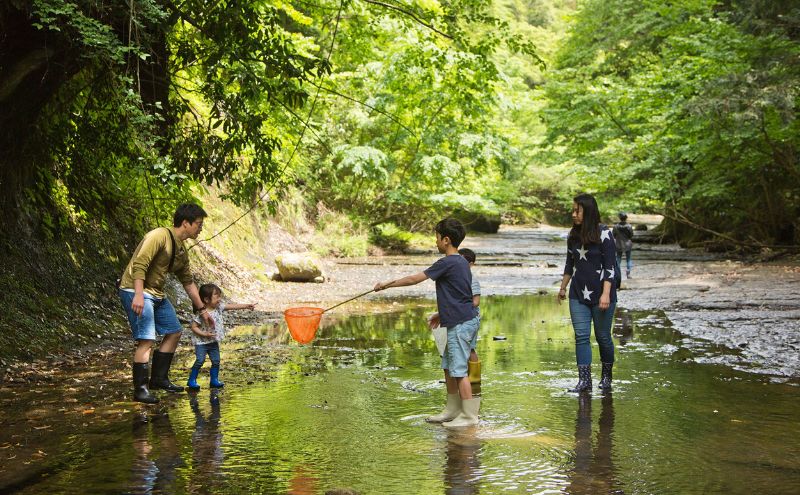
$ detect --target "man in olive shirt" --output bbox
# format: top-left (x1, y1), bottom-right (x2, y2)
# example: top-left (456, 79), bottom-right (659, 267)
top-left (118, 203), bottom-right (214, 403)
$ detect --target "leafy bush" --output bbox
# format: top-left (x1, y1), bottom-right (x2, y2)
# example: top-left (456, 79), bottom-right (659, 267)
top-left (371, 223), bottom-right (415, 252)
top-left (311, 210), bottom-right (370, 257)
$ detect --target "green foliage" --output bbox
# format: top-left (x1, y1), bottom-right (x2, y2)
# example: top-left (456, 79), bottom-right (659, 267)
top-left (371, 223), bottom-right (415, 252)
top-left (370, 222), bottom-right (430, 251)
top-left (311, 209), bottom-right (371, 257)
top-left (541, 0), bottom-right (800, 245)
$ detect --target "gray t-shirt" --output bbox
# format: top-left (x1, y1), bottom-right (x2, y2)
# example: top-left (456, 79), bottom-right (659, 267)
top-left (424, 254), bottom-right (475, 328)
top-left (471, 276), bottom-right (481, 319)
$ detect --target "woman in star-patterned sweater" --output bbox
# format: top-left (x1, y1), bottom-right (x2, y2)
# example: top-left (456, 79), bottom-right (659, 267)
top-left (557, 193), bottom-right (618, 393)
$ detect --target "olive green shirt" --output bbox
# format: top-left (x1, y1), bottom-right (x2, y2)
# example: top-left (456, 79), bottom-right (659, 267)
top-left (119, 227), bottom-right (193, 298)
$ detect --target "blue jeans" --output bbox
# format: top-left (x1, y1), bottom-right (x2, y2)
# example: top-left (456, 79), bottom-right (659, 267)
top-left (568, 299), bottom-right (616, 366)
top-left (616, 251), bottom-right (633, 273)
top-left (193, 342), bottom-right (221, 369)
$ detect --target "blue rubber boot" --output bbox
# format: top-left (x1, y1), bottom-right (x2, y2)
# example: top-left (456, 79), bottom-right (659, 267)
top-left (210, 365), bottom-right (224, 389)
top-left (187, 366), bottom-right (201, 391)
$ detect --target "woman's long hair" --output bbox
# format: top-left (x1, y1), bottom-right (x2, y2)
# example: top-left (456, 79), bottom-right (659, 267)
top-left (568, 193), bottom-right (601, 245)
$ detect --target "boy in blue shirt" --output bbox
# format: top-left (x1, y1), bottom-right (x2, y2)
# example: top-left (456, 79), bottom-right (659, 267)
top-left (375, 218), bottom-right (480, 427)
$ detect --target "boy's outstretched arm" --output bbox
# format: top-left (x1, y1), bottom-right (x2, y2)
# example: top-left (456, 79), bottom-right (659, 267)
top-left (374, 272), bottom-right (428, 291)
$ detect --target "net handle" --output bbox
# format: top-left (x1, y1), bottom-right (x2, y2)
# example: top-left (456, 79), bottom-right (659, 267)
top-left (323, 280), bottom-right (396, 313)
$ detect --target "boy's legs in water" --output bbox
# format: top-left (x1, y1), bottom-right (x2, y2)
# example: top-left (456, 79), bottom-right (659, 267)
top-left (443, 369), bottom-right (473, 399)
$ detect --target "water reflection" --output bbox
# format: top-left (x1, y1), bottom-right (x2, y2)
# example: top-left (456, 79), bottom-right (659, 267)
top-left (287, 465), bottom-right (320, 494)
top-left (444, 431), bottom-right (482, 494)
top-left (566, 393), bottom-right (622, 495)
top-left (188, 390), bottom-right (224, 494)
top-left (129, 411), bottom-right (182, 494)
top-left (614, 311), bottom-right (634, 346)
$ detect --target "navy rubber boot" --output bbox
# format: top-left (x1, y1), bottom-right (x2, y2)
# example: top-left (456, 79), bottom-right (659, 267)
top-left (568, 364), bottom-right (592, 393)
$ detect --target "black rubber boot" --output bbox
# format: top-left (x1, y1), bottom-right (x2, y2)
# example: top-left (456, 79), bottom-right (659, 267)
top-left (149, 351), bottom-right (184, 393)
top-left (599, 362), bottom-right (613, 390)
top-left (133, 363), bottom-right (159, 404)
top-left (568, 364), bottom-right (592, 393)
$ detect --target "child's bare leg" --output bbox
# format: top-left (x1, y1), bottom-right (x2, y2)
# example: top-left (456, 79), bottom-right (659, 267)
top-left (469, 349), bottom-right (479, 362)
top-left (134, 340), bottom-right (154, 363)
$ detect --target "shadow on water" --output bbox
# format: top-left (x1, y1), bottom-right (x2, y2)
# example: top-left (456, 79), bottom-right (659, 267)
top-left (2, 294), bottom-right (800, 494)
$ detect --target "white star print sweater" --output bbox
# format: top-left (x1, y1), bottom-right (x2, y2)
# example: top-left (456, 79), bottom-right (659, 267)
top-left (563, 225), bottom-right (618, 306)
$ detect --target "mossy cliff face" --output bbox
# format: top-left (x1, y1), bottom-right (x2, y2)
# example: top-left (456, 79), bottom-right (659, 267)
top-left (0, 213), bottom-right (136, 363)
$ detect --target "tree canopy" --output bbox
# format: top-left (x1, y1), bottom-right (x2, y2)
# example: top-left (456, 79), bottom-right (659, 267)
top-left (542, 0), bottom-right (799, 247)
top-left (1, 0), bottom-right (798, 248)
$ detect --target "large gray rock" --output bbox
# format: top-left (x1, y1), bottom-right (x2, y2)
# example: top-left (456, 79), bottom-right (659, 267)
top-left (275, 253), bottom-right (323, 282)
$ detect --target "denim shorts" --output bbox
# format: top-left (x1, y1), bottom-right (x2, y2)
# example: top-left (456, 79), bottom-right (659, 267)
top-left (118, 289), bottom-right (183, 341)
top-left (441, 317), bottom-right (479, 378)
top-left (470, 318), bottom-right (480, 350)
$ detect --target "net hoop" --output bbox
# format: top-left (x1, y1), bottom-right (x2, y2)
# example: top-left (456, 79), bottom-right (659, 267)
top-left (284, 307), bottom-right (324, 344)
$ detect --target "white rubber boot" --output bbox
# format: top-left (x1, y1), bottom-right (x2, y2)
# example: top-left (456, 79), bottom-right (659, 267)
top-left (426, 393), bottom-right (462, 423)
top-left (443, 397), bottom-right (480, 428)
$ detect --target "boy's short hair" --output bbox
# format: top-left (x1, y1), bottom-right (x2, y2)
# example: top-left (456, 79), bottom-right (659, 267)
top-left (199, 283), bottom-right (222, 303)
top-left (173, 203), bottom-right (208, 227)
top-left (458, 248), bottom-right (476, 264)
top-left (435, 218), bottom-right (466, 248)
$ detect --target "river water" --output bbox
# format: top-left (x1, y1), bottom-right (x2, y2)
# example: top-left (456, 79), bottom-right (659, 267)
top-left (2, 228), bottom-right (799, 494)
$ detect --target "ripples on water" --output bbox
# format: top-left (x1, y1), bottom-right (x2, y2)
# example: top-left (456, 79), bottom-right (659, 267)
top-left (2, 295), bottom-right (799, 494)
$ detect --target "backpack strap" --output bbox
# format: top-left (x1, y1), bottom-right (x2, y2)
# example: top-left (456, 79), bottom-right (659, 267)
top-left (163, 227), bottom-right (177, 272)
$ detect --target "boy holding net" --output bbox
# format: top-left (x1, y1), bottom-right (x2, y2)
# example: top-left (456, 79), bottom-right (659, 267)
top-left (374, 218), bottom-right (480, 427)
top-left (429, 247), bottom-right (482, 384)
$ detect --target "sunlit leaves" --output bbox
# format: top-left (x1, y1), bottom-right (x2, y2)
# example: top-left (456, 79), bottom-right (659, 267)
top-left (542, 0), bottom-right (800, 244)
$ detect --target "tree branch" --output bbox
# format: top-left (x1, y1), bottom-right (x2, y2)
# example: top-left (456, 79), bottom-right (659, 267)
top-left (357, 0), bottom-right (453, 39)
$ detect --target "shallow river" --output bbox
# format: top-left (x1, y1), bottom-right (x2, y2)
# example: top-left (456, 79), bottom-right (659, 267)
top-left (3, 294), bottom-right (799, 494)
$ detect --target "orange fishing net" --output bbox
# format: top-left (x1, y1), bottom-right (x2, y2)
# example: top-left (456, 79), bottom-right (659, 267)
top-left (284, 307), bottom-right (324, 344)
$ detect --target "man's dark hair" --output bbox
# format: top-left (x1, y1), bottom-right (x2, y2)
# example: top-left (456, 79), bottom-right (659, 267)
top-left (458, 248), bottom-right (476, 264)
top-left (618, 212), bottom-right (628, 221)
top-left (435, 218), bottom-right (466, 248)
top-left (199, 283), bottom-right (222, 303)
top-left (173, 203), bottom-right (208, 227)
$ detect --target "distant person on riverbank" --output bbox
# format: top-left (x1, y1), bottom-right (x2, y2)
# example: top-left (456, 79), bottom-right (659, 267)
top-left (557, 194), bottom-right (617, 392)
top-left (374, 218), bottom-right (481, 427)
top-left (613, 212), bottom-right (634, 279)
top-left (118, 203), bottom-right (213, 404)
top-left (187, 283), bottom-right (255, 390)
